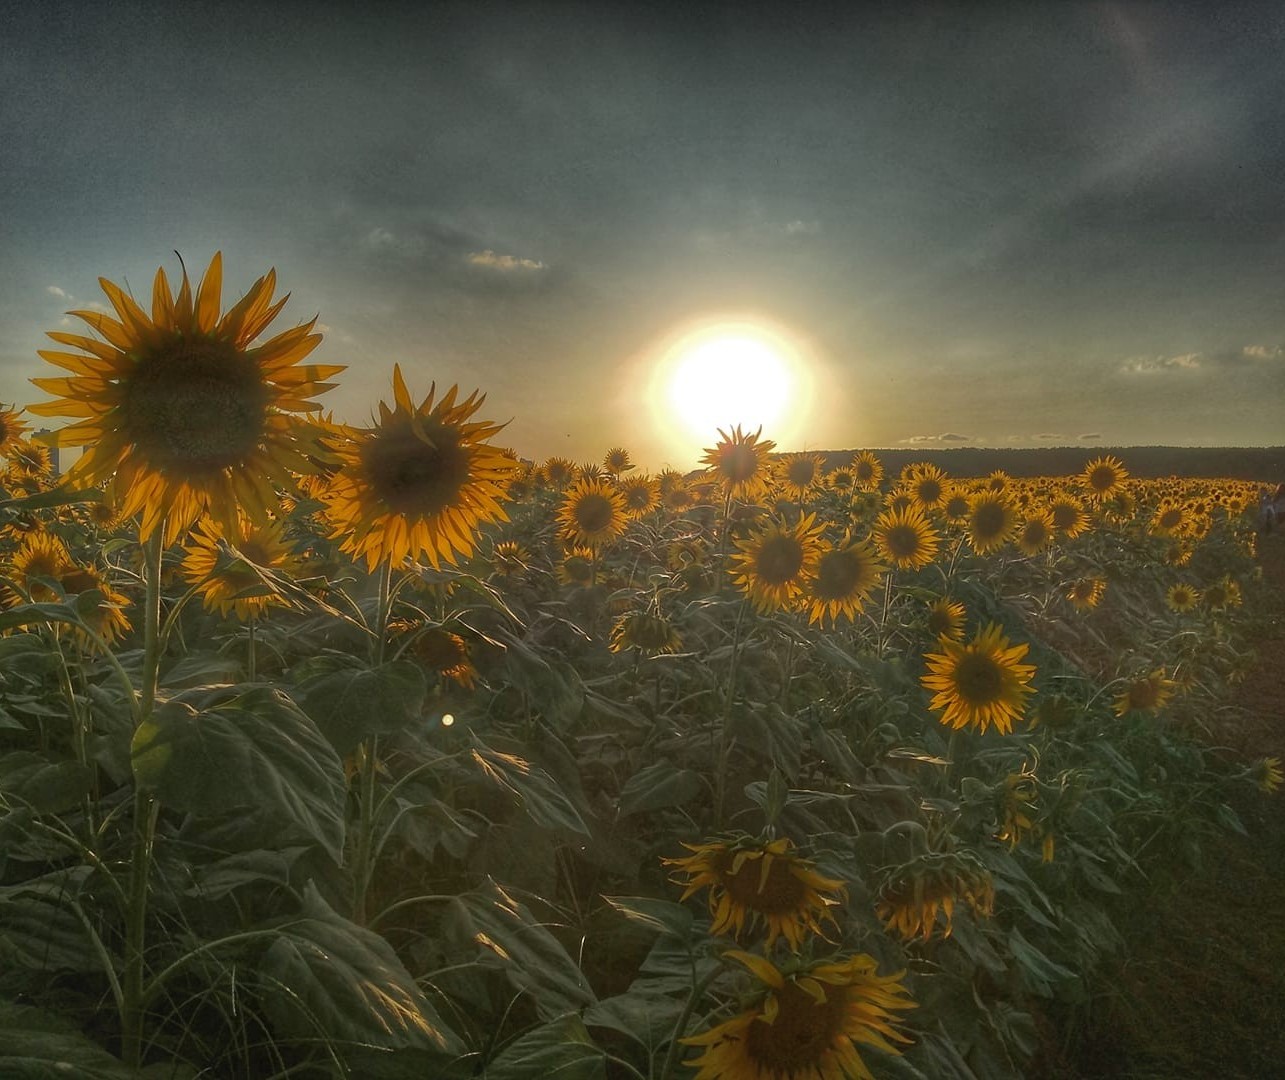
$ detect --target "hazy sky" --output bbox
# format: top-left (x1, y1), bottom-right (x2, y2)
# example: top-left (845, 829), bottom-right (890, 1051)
top-left (2, 2), bottom-right (1283, 469)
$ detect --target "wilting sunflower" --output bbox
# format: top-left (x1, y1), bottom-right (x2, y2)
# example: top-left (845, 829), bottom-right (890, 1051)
top-left (851, 450), bottom-right (883, 491)
top-left (1113, 668), bottom-right (1175, 716)
top-left (996, 770), bottom-right (1054, 862)
top-left (1015, 510), bottom-right (1055, 556)
top-left (1066, 575), bottom-right (1106, 611)
top-left (323, 367), bottom-right (515, 570)
top-left (557, 477), bottom-right (628, 549)
top-left (1203, 576), bottom-right (1241, 610)
top-left (609, 610), bottom-right (682, 656)
top-left (921, 622), bottom-right (1037, 735)
top-left (966, 491), bottom-right (1017, 555)
top-left (775, 453), bottom-right (825, 501)
top-left (876, 853), bottom-right (995, 941)
top-left (926, 597), bottom-right (967, 641)
top-left (181, 513), bottom-right (302, 620)
top-left (0, 404), bottom-right (29, 458)
top-left (665, 836), bottom-right (845, 948)
top-left (394, 622), bottom-right (478, 689)
top-left (1255, 757), bottom-right (1283, 795)
top-left (805, 534), bottom-right (887, 625)
top-left (1081, 455), bottom-right (1128, 501)
top-left (1166, 583), bottom-right (1200, 613)
top-left (874, 504), bottom-right (941, 571)
top-left (701, 425), bottom-right (776, 500)
top-left (617, 473), bottom-right (661, 519)
top-left (730, 514), bottom-right (825, 613)
top-left (29, 252), bottom-right (343, 545)
top-left (682, 950), bottom-right (914, 1080)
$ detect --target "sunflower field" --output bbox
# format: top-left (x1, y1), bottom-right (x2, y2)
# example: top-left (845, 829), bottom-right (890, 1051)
top-left (0, 256), bottom-right (1278, 1079)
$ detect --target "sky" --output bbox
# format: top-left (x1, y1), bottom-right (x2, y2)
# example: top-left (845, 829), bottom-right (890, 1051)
top-left (2, 2), bottom-right (1283, 470)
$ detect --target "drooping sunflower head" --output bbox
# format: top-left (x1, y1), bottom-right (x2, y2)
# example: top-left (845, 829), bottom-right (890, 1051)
top-left (774, 453), bottom-right (825, 501)
top-left (1066, 575), bottom-right (1106, 611)
top-left (926, 597), bottom-right (967, 641)
top-left (700, 425), bottom-right (776, 498)
top-left (682, 950), bottom-right (914, 1080)
top-left (876, 852), bottom-right (995, 941)
top-left (921, 622), bottom-right (1037, 735)
top-left (30, 253), bottom-right (344, 545)
top-left (874, 504), bottom-right (941, 571)
top-left (1113, 668), bottom-right (1175, 716)
top-left (323, 367), bottom-right (515, 570)
top-left (1082, 455), bottom-right (1128, 501)
top-left (608, 610), bottom-right (682, 656)
top-left (730, 513), bottom-right (825, 613)
top-left (396, 622), bottom-right (478, 689)
top-left (1166, 582), bottom-right (1200, 613)
top-left (664, 836), bottom-right (846, 949)
top-left (557, 477), bottom-right (628, 549)
top-left (996, 769), bottom-right (1053, 860)
top-left (966, 491), bottom-right (1017, 555)
top-left (805, 534), bottom-right (887, 626)
top-left (180, 512), bottom-right (302, 621)
top-left (1015, 510), bottom-right (1056, 556)
top-left (617, 474), bottom-right (661, 519)
top-left (851, 450), bottom-right (884, 491)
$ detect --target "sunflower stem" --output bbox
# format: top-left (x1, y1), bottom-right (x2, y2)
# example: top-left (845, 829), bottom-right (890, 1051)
top-left (353, 561), bottom-right (394, 925)
top-left (714, 601), bottom-right (748, 828)
top-left (658, 963), bottom-right (725, 1080)
top-left (246, 615), bottom-right (257, 681)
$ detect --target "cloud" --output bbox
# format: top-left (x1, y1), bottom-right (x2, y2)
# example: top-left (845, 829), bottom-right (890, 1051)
top-left (1242, 344), bottom-right (1283, 361)
top-left (362, 226), bottom-right (428, 258)
top-left (1034, 433), bottom-right (1065, 441)
top-left (464, 250), bottom-right (546, 273)
top-left (1120, 344), bottom-right (1283, 375)
top-left (899, 432), bottom-right (972, 444)
top-left (1121, 352), bottom-right (1201, 374)
top-left (1079, 433), bottom-right (1102, 441)
top-left (782, 220), bottom-right (819, 236)
top-left (45, 285), bottom-right (68, 300)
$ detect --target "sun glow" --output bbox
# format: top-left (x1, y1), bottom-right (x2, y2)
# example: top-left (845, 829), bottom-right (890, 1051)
top-left (646, 317), bottom-right (816, 463)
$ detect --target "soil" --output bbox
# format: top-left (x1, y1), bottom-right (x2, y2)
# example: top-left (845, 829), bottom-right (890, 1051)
top-left (1031, 530), bottom-right (1285, 1079)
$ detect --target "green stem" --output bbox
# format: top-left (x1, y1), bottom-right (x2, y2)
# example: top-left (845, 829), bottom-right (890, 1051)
top-left (247, 616), bottom-right (257, 681)
top-left (714, 602), bottom-right (748, 828)
top-left (658, 964), bottom-right (724, 1080)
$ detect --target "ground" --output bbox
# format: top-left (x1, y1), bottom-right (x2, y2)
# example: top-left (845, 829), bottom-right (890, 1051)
top-left (1034, 530), bottom-right (1285, 1079)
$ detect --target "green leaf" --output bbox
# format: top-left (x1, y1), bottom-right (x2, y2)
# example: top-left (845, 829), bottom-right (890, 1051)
top-left (616, 761), bottom-right (703, 817)
top-left (0, 1000), bottom-right (140, 1078)
top-left (0, 752), bottom-right (95, 813)
top-left (602, 896), bottom-right (693, 939)
top-left (0, 601), bottom-right (84, 635)
top-left (471, 743), bottom-right (590, 835)
top-left (130, 686), bottom-right (346, 861)
top-left (583, 991), bottom-right (684, 1049)
top-left (450, 880), bottom-right (596, 1019)
top-left (296, 658), bottom-right (427, 754)
top-left (0, 882), bottom-right (103, 973)
top-left (484, 1014), bottom-right (605, 1080)
top-left (259, 883), bottom-right (463, 1054)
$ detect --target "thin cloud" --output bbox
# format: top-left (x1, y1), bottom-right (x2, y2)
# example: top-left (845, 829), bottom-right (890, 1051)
top-left (899, 432), bottom-right (972, 444)
top-left (1034, 433), bottom-right (1065, 441)
top-left (1121, 353), bottom-right (1200, 374)
top-left (465, 250), bottom-right (546, 273)
top-left (45, 285), bottom-right (69, 300)
top-left (1120, 344), bottom-right (1283, 375)
top-left (1079, 433), bottom-right (1102, 441)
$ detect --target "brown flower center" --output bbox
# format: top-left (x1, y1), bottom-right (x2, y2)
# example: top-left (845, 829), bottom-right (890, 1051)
top-left (745, 981), bottom-right (845, 1067)
top-left (954, 652), bottom-right (1004, 704)
top-left (755, 535), bottom-right (805, 585)
top-left (719, 444), bottom-right (760, 483)
top-left (720, 850), bottom-right (808, 914)
top-left (573, 493), bottom-right (615, 533)
top-left (971, 501), bottom-right (1008, 539)
top-left (814, 549), bottom-right (866, 600)
top-left (883, 523), bottom-right (921, 560)
top-left (362, 419), bottom-right (471, 515)
top-left (787, 459), bottom-right (817, 487)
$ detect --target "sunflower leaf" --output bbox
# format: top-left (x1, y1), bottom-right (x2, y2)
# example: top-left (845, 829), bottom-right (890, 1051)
top-left (471, 741), bottom-right (591, 835)
top-left (484, 1014), bottom-right (605, 1080)
top-left (0, 1000), bottom-right (140, 1077)
top-left (295, 658), bottom-right (427, 754)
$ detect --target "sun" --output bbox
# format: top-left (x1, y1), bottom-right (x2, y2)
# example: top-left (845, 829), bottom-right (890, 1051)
top-left (646, 317), bottom-right (816, 462)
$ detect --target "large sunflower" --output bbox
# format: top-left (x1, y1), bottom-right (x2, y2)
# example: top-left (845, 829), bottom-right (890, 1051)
top-left (805, 534), bottom-right (886, 625)
top-left (730, 514), bottom-right (825, 613)
top-left (29, 253), bottom-right (343, 545)
top-left (180, 512), bottom-right (303, 620)
top-left (873, 504), bottom-right (941, 571)
top-left (558, 477), bottom-right (628, 549)
top-left (1047, 493), bottom-right (1088, 538)
top-left (851, 450), bottom-right (883, 491)
top-left (921, 622), bottom-right (1037, 735)
top-left (617, 473), bottom-right (661, 519)
top-left (323, 366), bottom-right (515, 570)
top-left (665, 837), bottom-right (845, 949)
top-left (775, 453), bottom-right (824, 501)
top-left (701, 425), bottom-right (776, 500)
top-left (682, 950), bottom-right (914, 1080)
top-left (906, 463), bottom-right (947, 512)
top-left (1082, 455), bottom-right (1128, 501)
top-left (966, 491), bottom-right (1017, 555)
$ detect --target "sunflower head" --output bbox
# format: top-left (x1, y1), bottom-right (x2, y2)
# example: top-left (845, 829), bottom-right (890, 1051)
top-left (558, 546), bottom-right (597, 588)
top-left (805, 535), bottom-right (886, 626)
top-left (58, 563), bottom-right (132, 647)
top-left (557, 477), bottom-right (628, 549)
top-left (996, 769), bottom-right (1053, 859)
top-left (1113, 668), bottom-right (1175, 716)
top-left (1255, 757), bottom-right (1283, 795)
top-left (682, 950), bottom-right (914, 1080)
top-left (0, 404), bottom-right (30, 458)
top-left (730, 513), bottom-right (825, 613)
top-left (1082, 455), bottom-right (1128, 501)
top-left (9, 532), bottom-right (75, 602)
top-left (876, 851), bottom-right (995, 941)
top-left (542, 456), bottom-right (576, 488)
top-left (850, 450), bottom-right (884, 491)
top-left (490, 539), bottom-right (531, 577)
top-left (921, 622), bottom-right (1037, 735)
top-left (906, 463), bottom-right (947, 510)
top-left (700, 425), bottom-right (776, 499)
top-left (617, 474), bottom-right (661, 519)
top-left (602, 447), bottom-right (634, 475)
top-left (775, 453), bottom-right (825, 501)
top-left (1066, 575), bottom-right (1106, 611)
top-left (609, 610), bottom-right (682, 656)
top-left (926, 597), bottom-right (967, 641)
top-left (323, 367), bottom-right (515, 570)
top-left (395, 622), bottom-right (478, 689)
top-left (180, 512), bottom-right (302, 620)
top-left (966, 492), bottom-right (1017, 555)
top-left (30, 253), bottom-right (344, 545)
top-left (1165, 582), bottom-right (1200, 613)
top-left (664, 836), bottom-right (845, 948)
top-left (1015, 510), bottom-right (1055, 556)
top-left (874, 504), bottom-right (941, 570)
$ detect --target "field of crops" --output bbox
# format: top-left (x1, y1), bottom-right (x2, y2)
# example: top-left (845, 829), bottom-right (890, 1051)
top-left (0, 258), bottom-right (1279, 1079)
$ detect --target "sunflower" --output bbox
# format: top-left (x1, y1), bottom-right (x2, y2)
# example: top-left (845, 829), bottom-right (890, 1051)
top-left (57, 563), bottom-right (133, 646)
top-left (876, 854), bottom-right (995, 942)
top-left (1166, 583), bottom-right (1200, 613)
top-left (1256, 757), bottom-right (1283, 795)
top-left (601, 446), bottom-right (634, 475)
top-left (1045, 493), bottom-right (1087, 539)
top-left (9, 532), bottom-right (75, 602)
top-left (490, 539), bottom-right (531, 577)
top-left (906, 464), bottom-right (947, 512)
top-left (701, 425), bottom-right (776, 500)
top-left (966, 492), bottom-right (1017, 555)
top-left (0, 404), bottom-right (30, 458)
top-left (926, 597), bottom-right (966, 641)
top-left (557, 477), bottom-right (628, 549)
top-left (1066, 575), bottom-right (1106, 611)
top-left (1081, 455), bottom-right (1128, 501)
top-left (617, 474), bottom-right (661, 519)
top-left (940, 486), bottom-right (971, 524)
top-left (662, 481), bottom-right (695, 512)
top-left (29, 253), bottom-right (343, 545)
top-left (850, 450), bottom-right (883, 491)
top-left (1015, 510), bottom-right (1055, 556)
top-left (682, 950), bottom-right (914, 1080)
top-left (921, 622), bottom-right (1037, 735)
top-left (1149, 499), bottom-right (1188, 537)
top-left (826, 466), bottom-right (857, 494)
top-left (730, 514), bottom-right (825, 613)
top-left (323, 367), bottom-right (515, 570)
top-left (996, 770), bottom-right (1054, 861)
top-left (985, 470), bottom-right (1009, 492)
top-left (558, 547), bottom-right (597, 587)
top-left (664, 836), bottom-right (845, 949)
top-left (181, 513), bottom-right (302, 620)
top-left (542, 456), bottom-right (576, 488)
top-left (396, 622), bottom-right (478, 689)
top-left (609, 610), bottom-right (682, 656)
top-left (1113, 668), bottom-right (1175, 716)
top-left (1203, 576), bottom-right (1241, 610)
top-left (775, 453), bottom-right (825, 501)
top-left (873, 504), bottom-right (941, 571)
top-left (5, 438), bottom-right (53, 480)
top-left (805, 535), bottom-right (886, 625)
